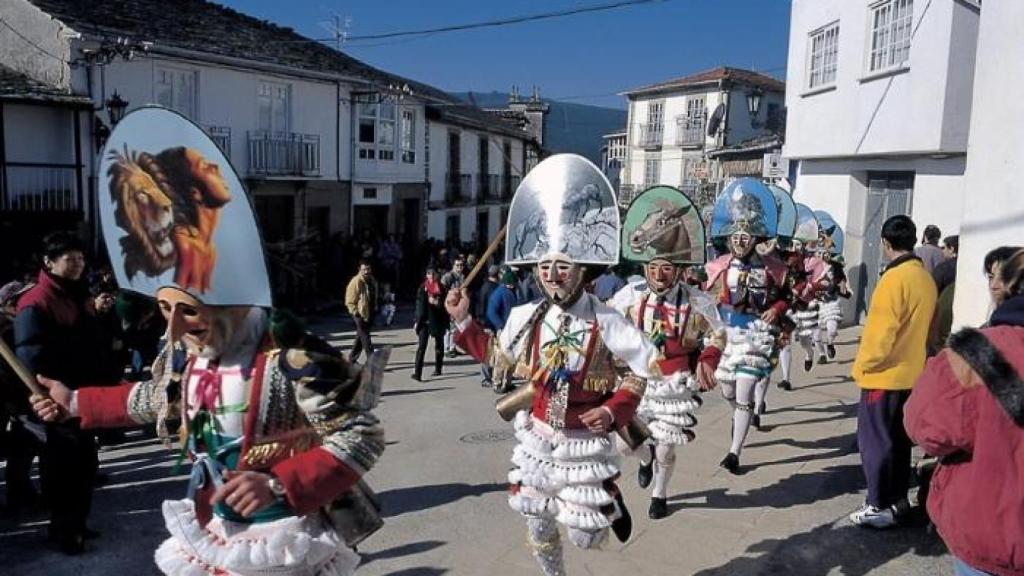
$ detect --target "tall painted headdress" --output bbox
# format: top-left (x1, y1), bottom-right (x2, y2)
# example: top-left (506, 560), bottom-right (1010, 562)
top-left (505, 154), bottom-right (620, 266)
top-left (794, 203), bottom-right (820, 246)
top-left (710, 177), bottom-right (779, 239)
top-left (621, 185), bottom-right (706, 265)
top-left (814, 210), bottom-right (845, 256)
top-left (767, 183), bottom-right (797, 240)
top-left (98, 107), bottom-right (272, 307)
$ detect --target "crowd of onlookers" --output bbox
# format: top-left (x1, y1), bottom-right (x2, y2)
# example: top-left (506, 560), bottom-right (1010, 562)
top-left (852, 216), bottom-right (1023, 576)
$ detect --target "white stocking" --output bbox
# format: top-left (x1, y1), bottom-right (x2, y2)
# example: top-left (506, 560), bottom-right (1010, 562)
top-left (780, 344), bottom-right (792, 382)
top-left (814, 327), bottom-right (827, 357)
top-left (652, 444), bottom-right (676, 499)
top-left (527, 516), bottom-right (565, 576)
top-left (798, 334), bottom-right (815, 361)
top-left (826, 319), bottom-right (839, 344)
top-left (753, 376), bottom-right (769, 413)
top-left (729, 374), bottom-right (756, 456)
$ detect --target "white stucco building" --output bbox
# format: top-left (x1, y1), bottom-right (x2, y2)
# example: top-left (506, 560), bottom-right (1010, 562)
top-left (601, 130), bottom-right (626, 193)
top-left (620, 67), bottom-right (786, 206)
top-left (953, 1), bottom-right (1024, 328)
top-left (784, 0), bottom-right (981, 318)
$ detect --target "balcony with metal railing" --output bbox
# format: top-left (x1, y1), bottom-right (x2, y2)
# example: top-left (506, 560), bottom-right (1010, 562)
top-left (479, 173), bottom-right (500, 203)
top-left (207, 126), bottom-right (231, 159)
top-left (1, 163), bottom-right (80, 212)
top-left (247, 131), bottom-right (321, 177)
top-left (501, 174), bottom-right (521, 200)
top-left (638, 124), bottom-right (664, 149)
top-left (446, 172), bottom-right (473, 206)
top-left (675, 114), bottom-right (706, 147)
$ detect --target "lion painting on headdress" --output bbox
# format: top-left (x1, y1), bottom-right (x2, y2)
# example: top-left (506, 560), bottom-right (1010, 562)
top-left (107, 147), bottom-right (177, 279)
top-left (107, 146), bottom-right (232, 293)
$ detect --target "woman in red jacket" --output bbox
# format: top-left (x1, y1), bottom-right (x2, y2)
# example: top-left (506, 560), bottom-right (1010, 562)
top-left (905, 248), bottom-right (1024, 576)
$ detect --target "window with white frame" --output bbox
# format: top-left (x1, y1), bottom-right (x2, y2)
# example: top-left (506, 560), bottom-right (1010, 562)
top-left (808, 22), bottom-right (840, 89)
top-left (257, 81), bottom-right (290, 133)
top-left (643, 100), bottom-right (665, 146)
top-left (643, 157), bottom-right (661, 187)
top-left (868, 0), bottom-right (913, 73)
top-left (155, 67), bottom-right (197, 119)
top-left (400, 109), bottom-right (416, 164)
top-left (686, 97), bottom-right (705, 121)
top-left (358, 100), bottom-right (397, 161)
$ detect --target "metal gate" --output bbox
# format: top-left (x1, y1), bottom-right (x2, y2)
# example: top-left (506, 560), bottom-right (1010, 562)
top-left (858, 172), bottom-right (914, 318)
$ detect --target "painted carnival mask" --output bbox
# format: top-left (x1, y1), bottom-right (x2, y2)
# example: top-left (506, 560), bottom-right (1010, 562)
top-left (645, 259), bottom-right (682, 295)
top-left (729, 232), bottom-right (756, 259)
top-left (536, 255), bottom-right (586, 307)
top-left (157, 287), bottom-right (249, 359)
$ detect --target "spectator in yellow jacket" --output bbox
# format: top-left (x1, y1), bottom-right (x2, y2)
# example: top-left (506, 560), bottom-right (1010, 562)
top-left (344, 260), bottom-right (377, 363)
top-left (849, 215), bottom-right (937, 529)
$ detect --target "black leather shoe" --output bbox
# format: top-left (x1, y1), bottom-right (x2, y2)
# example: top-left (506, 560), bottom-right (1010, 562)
top-left (818, 354), bottom-right (828, 365)
top-left (804, 358), bottom-right (813, 372)
top-left (610, 490), bottom-right (633, 543)
top-left (431, 370), bottom-right (442, 377)
top-left (777, 379), bottom-right (792, 391)
top-left (719, 452), bottom-right (740, 475)
top-left (480, 379), bottom-right (492, 388)
top-left (410, 374), bottom-right (421, 382)
top-left (827, 344), bottom-right (837, 359)
top-left (648, 497), bottom-right (668, 520)
top-left (637, 445), bottom-right (655, 489)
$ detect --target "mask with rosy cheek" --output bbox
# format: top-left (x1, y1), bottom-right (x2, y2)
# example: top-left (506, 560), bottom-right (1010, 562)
top-left (729, 233), bottom-right (755, 259)
top-left (645, 261), bottom-right (682, 295)
top-left (536, 258), bottom-right (586, 306)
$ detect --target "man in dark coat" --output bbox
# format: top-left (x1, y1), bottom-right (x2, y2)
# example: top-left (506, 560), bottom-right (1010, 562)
top-left (476, 265), bottom-right (501, 388)
top-left (412, 268), bottom-right (449, 381)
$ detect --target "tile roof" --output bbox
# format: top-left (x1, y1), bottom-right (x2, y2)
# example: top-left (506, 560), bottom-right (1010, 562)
top-left (0, 63), bottom-right (91, 106)
top-left (26, 0), bottom-right (526, 135)
top-left (624, 66), bottom-right (786, 97)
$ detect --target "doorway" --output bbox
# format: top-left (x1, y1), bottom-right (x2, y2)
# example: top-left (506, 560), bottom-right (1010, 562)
top-left (859, 171), bottom-right (914, 318)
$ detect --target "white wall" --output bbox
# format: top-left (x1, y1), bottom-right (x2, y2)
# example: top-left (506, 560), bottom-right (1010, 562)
top-left (100, 56), bottom-right (346, 180)
top-left (3, 0), bottom-right (73, 89)
top-left (953, 0), bottom-right (1024, 328)
top-left (785, 0), bottom-right (979, 160)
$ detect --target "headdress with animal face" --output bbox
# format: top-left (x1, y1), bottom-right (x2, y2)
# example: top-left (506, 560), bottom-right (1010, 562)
top-left (505, 154), bottom-right (619, 306)
top-left (710, 178), bottom-right (778, 259)
top-left (814, 210), bottom-right (845, 258)
top-left (622, 185), bottom-right (706, 294)
top-left (98, 107), bottom-right (271, 309)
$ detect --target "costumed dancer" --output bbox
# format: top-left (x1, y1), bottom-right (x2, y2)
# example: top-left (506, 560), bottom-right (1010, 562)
top-left (445, 154), bottom-right (662, 576)
top-left (607, 185), bottom-right (724, 520)
top-left (777, 204), bottom-right (828, 389)
top-left (704, 178), bottom-right (791, 473)
top-left (30, 108), bottom-right (386, 576)
top-left (761, 184), bottom-right (797, 394)
top-left (813, 211), bottom-right (851, 363)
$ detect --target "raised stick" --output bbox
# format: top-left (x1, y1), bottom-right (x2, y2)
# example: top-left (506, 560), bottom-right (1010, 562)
top-left (0, 338), bottom-right (46, 396)
top-left (462, 223), bottom-right (508, 288)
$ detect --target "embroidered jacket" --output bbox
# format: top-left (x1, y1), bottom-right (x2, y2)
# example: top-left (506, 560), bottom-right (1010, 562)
top-left (608, 281), bottom-right (725, 376)
top-left (75, 336), bottom-right (385, 544)
top-left (456, 293), bottom-right (660, 429)
top-left (703, 253), bottom-right (790, 321)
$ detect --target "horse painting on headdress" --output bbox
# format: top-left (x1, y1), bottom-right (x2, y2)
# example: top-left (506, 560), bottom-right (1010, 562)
top-left (629, 199), bottom-right (695, 260)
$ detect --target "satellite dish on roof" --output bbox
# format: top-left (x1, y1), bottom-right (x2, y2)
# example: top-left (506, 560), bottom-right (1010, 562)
top-left (707, 103), bottom-right (725, 136)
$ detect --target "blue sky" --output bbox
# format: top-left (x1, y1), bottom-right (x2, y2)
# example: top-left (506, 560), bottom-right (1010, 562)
top-left (217, 0), bottom-right (792, 109)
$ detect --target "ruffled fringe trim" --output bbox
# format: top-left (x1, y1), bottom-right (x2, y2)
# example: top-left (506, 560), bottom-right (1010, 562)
top-left (648, 420), bottom-right (695, 445)
top-left (555, 504), bottom-right (612, 531)
top-left (817, 300), bottom-right (843, 324)
top-left (638, 397), bottom-right (701, 417)
top-left (509, 493), bottom-right (558, 518)
top-left (557, 485), bottom-right (614, 508)
top-left (509, 468), bottom-right (561, 493)
top-left (155, 499), bottom-right (358, 576)
top-left (512, 446), bottom-right (618, 485)
top-left (513, 411), bottom-right (614, 462)
top-left (644, 372), bottom-right (699, 399)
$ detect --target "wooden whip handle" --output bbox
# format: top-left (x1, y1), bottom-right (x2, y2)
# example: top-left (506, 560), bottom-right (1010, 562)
top-left (462, 223), bottom-right (508, 288)
top-left (0, 338), bottom-right (46, 397)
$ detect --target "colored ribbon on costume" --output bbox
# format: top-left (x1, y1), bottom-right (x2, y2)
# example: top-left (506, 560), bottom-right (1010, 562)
top-left (531, 316), bottom-right (586, 387)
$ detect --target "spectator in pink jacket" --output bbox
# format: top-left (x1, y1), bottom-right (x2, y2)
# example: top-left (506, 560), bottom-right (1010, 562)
top-left (905, 248), bottom-right (1024, 576)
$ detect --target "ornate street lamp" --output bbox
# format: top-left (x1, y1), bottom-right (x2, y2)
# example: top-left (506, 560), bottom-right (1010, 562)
top-left (746, 88), bottom-right (763, 124)
top-left (106, 91), bottom-right (129, 126)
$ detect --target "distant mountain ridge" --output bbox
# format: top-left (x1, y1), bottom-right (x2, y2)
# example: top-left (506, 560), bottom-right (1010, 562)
top-left (450, 91), bottom-right (626, 165)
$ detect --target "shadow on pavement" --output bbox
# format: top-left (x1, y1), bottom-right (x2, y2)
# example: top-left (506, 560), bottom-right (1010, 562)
top-left (379, 482), bottom-right (506, 517)
top-left (669, 462), bottom-right (863, 513)
top-left (383, 568), bottom-right (449, 576)
top-left (692, 512), bottom-right (945, 576)
top-left (360, 539), bottom-right (446, 565)
top-left (381, 387), bottom-right (455, 398)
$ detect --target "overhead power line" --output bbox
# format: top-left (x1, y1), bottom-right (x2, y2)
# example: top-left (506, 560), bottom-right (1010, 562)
top-left (0, 17), bottom-right (68, 64)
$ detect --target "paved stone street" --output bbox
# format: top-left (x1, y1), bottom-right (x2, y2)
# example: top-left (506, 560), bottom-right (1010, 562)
top-left (1, 308), bottom-right (952, 575)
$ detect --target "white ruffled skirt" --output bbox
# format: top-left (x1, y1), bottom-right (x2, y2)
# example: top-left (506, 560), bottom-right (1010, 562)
top-left (789, 305), bottom-right (819, 339)
top-left (507, 411), bottom-right (621, 534)
top-left (715, 320), bottom-right (776, 382)
top-left (637, 372), bottom-right (700, 446)
top-left (154, 499), bottom-right (360, 576)
top-left (817, 299), bottom-right (843, 326)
